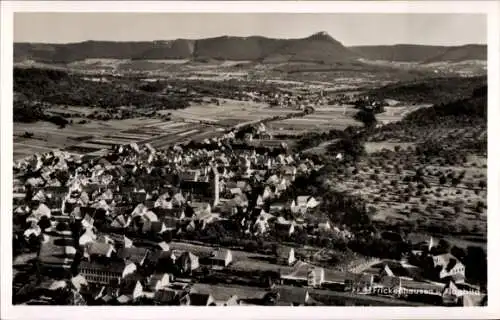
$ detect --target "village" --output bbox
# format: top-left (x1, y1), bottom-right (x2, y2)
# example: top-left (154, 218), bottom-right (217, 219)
top-left (12, 119), bottom-right (486, 307)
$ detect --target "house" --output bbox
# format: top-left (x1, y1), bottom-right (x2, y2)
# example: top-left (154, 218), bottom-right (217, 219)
top-left (317, 220), bottom-right (332, 232)
top-left (180, 170), bottom-right (200, 182)
top-left (177, 251), bottom-right (200, 275)
top-left (223, 295), bottom-right (240, 306)
top-left (144, 273), bottom-right (172, 294)
top-left (154, 289), bottom-right (179, 305)
top-left (432, 253), bottom-right (466, 282)
top-left (296, 196), bottom-right (320, 209)
top-left (442, 280), bottom-right (461, 305)
top-left (85, 241), bottom-right (115, 259)
top-left (307, 267), bottom-right (325, 288)
top-left (252, 218), bottom-right (269, 235)
top-left (344, 273), bottom-right (374, 293)
top-left (79, 228), bottom-right (97, 247)
top-left (208, 249), bottom-right (233, 269)
top-left (188, 202), bottom-right (211, 219)
top-left (79, 260), bottom-right (137, 286)
top-left (275, 287), bottom-right (311, 306)
top-left (155, 241), bottom-right (170, 252)
top-left (81, 213), bottom-right (95, 230)
top-left (275, 246), bottom-right (296, 266)
top-left (118, 247), bottom-right (150, 266)
top-left (117, 280), bottom-right (143, 304)
top-left (275, 218), bottom-right (295, 237)
top-left (70, 274), bottom-right (88, 292)
top-left (262, 186), bottom-right (274, 200)
top-left (378, 274), bottom-right (402, 297)
top-left (110, 215), bottom-right (131, 229)
top-left (180, 293), bottom-right (216, 306)
top-left (145, 221), bottom-right (167, 235)
top-left (32, 203), bottom-right (52, 219)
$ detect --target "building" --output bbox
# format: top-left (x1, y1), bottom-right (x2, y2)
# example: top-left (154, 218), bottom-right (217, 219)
top-left (275, 287), bottom-right (311, 306)
top-left (208, 249), bottom-right (233, 269)
top-left (432, 253), bottom-right (466, 282)
top-left (344, 273), bottom-right (374, 293)
top-left (307, 267), bottom-right (325, 288)
top-left (275, 246), bottom-right (296, 266)
top-left (117, 247), bottom-right (150, 266)
top-left (79, 260), bottom-right (137, 286)
top-left (177, 251), bottom-right (200, 275)
top-left (180, 293), bottom-right (216, 306)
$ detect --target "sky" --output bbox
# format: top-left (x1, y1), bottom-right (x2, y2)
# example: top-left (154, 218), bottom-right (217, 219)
top-left (14, 13), bottom-right (487, 46)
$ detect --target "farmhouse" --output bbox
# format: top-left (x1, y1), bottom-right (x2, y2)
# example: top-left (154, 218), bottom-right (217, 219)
top-left (275, 246), bottom-right (296, 266)
top-left (432, 253), bottom-right (466, 282)
top-left (208, 249), bottom-right (233, 269)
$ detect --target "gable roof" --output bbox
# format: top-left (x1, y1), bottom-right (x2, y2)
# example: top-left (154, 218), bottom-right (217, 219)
top-left (87, 241), bottom-right (115, 257)
top-left (210, 249), bottom-right (230, 260)
top-left (277, 287), bottom-right (309, 305)
top-left (117, 247), bottom-right (150, 265)
top-left (188, 293), bottom-right (214, 306)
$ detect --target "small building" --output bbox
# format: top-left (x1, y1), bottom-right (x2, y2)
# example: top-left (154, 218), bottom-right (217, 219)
top-left (275, 287), bottom-right (311, 306)
top-left (181, 293), bottom-right (216, 306)
top-left (117, 280), bottom-right (143, 304)
top-left (307, 267), bottom-right (325, 288)
top-left (208, 249), bottom-right (233, 269)
top-left (144, 273), bottom-right (172, 294)
top-left (432, 253), bottom-right (466, 282)
top-left (85, 241), bottom-right (116, 260)
top-left (275, 246), bottom-right (296, 266)
top-left (117, 247), bottom-right (150, 266)
top-left (177, 251), bottom-right (200, 275)
top-left (344, 273), bottom-right (374, 294)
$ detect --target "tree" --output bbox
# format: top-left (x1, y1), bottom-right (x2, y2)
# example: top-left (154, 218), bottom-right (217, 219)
top-left (354, 110), bottom-right (377, 128)
top-left (478, 180), bottom-right (486, 190)
top-left (38, 216), bottom-right (52, 231)
top-left (450, 245), bottom-right (467, 262)
top-left (464, 246), bottom-right (487, 284)
top-left (437, 239), bottom-right (451, 254)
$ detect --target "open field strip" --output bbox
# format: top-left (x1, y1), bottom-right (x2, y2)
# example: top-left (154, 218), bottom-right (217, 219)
top-left (105, 133), bottom-right (153, 140)
top-left (147, 121), bottom-right (189, 129)
top-left (90, 137), bottom-right (139, 145)
top-left (13, 128), bottom-right (87, 138)
top-left (155, 123), bottom-right (194, 130)
top-left (124, 128), bottom-right (164, 135)
top-left (13, 143), bottom-right (58, 153)
top-left (177, 129), bottom-right (199, 137)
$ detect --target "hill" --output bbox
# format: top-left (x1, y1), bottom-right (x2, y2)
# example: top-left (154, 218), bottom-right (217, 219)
top-left (366, 76), bottom-right (487, 105)
top-left (349, 44), bottom-right (486, 63)
top-left (15, 32), bottom-right (359, 64)
top-left (16, 32), bottom-right (485, 65)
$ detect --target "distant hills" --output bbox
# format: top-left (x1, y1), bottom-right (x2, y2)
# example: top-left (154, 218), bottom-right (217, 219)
top-left (14, 32), bottom-right (486, 64)
top-left (351, 44), bottom-right (486, 63)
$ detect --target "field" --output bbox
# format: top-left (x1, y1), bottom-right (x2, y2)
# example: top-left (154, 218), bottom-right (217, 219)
top-left (14, 117), bottom-right (221, 160)
top-left (165, 99), bottom-right (301, 127)
top-left (327, 123), bottom-right (487, 244)
top-left (267, 105), bottom-right (362, 133)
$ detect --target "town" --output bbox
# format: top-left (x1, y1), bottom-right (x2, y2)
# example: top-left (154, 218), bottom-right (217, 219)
top-left (12, 119), bottom-right (486, 306)
top-left (10, 13), bottom-right (488, 309)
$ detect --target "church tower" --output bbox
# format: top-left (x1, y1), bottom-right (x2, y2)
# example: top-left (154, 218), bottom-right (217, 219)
top-left (210, 166), bottom-right (220, 207)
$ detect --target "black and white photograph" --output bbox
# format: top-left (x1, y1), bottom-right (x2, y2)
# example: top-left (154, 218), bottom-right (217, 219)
top-left (1, 1), bottom-right (499, 319)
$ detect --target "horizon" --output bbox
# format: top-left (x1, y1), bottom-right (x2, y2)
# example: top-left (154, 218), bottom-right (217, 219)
top-left (14, 13), bottom-right (487, 46)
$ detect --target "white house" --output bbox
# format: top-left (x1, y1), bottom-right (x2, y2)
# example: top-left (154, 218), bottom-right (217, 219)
top-left (307, 267), bottom-right (325, 288)
top-left (432, 253), bottom-right (466, 282)
top-left (209, 249), bottom-right (233, 269)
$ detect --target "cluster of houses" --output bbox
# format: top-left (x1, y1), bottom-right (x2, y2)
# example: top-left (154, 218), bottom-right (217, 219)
top-left (12, 135), bottom-right (486, 306)
top-left (12, 140), bottom-right (347, 304)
